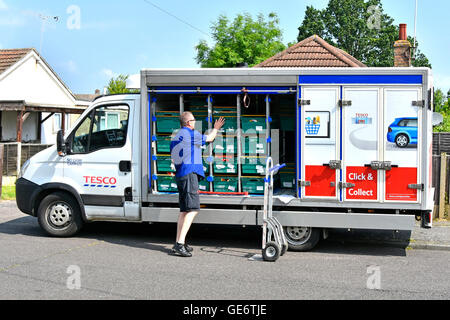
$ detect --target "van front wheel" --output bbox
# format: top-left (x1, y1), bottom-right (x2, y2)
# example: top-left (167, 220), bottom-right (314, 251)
top-left (37, 192), bottom-right (83, 237)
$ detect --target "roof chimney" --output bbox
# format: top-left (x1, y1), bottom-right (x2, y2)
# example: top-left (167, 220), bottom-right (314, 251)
top-left (394, 24), bottom-right (411, 67)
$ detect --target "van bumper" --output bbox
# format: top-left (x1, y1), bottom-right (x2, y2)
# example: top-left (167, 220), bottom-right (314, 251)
top-left (15, 178), bottom-right (41, 216)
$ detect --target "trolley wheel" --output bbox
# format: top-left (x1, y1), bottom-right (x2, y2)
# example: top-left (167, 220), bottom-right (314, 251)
top-left (262, 242), bottom-right (281, 262)
top-left (280, 243), bottom-right (288, 256)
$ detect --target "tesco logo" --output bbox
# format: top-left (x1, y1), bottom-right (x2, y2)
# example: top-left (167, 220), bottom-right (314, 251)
top-left (83, 176), bottom-right (117, 185)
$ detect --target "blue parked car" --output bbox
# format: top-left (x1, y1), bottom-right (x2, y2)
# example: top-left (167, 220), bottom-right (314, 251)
top-left (387, 117), bottom-right (418, 148)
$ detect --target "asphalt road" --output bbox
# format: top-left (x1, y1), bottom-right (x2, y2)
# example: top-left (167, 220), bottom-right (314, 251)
top-left (0, 201), bottom-right (449, 300)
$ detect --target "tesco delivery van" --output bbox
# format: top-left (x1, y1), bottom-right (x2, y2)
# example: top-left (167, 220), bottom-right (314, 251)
top-left (15, 67), bottom-right (435, 251)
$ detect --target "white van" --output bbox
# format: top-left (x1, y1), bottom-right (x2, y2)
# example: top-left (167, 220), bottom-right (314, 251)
top-left (16, 67), bottom-right (435, 251)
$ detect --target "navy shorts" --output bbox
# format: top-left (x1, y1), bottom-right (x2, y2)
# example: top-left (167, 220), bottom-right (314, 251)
top-left (176, 173), bottom-right (201, 213)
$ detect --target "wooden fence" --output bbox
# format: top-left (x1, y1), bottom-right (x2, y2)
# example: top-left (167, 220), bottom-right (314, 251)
top-left (433, 132), bottom-right (450, 155)
top-left (1, 143), bottom-right (53, 176)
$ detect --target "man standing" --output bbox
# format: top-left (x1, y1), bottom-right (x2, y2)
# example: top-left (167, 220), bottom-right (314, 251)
top-left (170, 111), bottom-right (225, 257)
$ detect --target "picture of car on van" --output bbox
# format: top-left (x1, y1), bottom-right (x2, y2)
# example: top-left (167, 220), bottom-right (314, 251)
top-left (387, 117), bottom-right (418, 148)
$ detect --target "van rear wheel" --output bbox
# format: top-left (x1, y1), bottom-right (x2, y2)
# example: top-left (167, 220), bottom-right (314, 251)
top-left (283, 226), bottom-right (320, 251)
top-left (37, 192), bottom-right (83, 237)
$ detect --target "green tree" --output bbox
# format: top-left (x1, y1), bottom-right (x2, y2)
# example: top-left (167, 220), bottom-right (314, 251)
top-left (297, 0), bottom-right (431, 68)
top-left (106, 74), bottom-right (138, 94)
top-left (195, 12), bottom-right (286, 68)
top-left (434, 88), bottom-right (446, 113)
top-left (433, 88), bottom-right (450, 132)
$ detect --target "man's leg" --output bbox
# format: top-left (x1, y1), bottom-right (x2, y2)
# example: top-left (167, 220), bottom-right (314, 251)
top-left (176, 210), bottom-right (198, 245)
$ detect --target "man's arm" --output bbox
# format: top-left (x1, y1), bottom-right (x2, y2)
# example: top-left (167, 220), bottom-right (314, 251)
top-left (205, 117), bottom-right (225, 142)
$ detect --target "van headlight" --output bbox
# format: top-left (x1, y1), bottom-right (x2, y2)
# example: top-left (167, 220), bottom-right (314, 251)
top-left (18, 159), bottom-right (30, 179)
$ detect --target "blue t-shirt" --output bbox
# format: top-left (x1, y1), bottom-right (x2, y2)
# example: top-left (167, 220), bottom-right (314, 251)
top-left (170, 127), bottom-right (207, 178)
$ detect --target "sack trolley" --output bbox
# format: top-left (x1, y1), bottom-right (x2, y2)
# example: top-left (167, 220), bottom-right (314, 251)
top-left (261, 157), bottom-right (288, 261)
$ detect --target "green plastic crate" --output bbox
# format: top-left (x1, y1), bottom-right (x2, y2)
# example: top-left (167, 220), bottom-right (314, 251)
top-left (156, 175), bottom-right (178, 192)
top-left (241, 177), bottom-right (265, 194)
top-left (279, 172), bottom-right (296, 189)
top-left (213, 156), bottom-right (237, 174)
top-left (155, 135), bottom-right (172, 153)
top-left (198, 179), bottom-right (210, 192)
top-left (213, 136), bottom-right (237, 154)
top-left (155, 155), bottom-right (175, 173)
top-left (241, 116), bottom-right (266, 133)
top-left (241, 157), bottom-right (267, 175)
top-left (213, 177), bottom-right (238, 193)
top-left (241, 135), bottom-right (267, 155)
top-left (214, 116), bottom-right (237, 133)
top-left (155, 112), bottom-right (180, 134)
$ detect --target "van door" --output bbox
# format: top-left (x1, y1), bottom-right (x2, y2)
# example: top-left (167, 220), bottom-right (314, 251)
top-left (64, 102), bottom-right (132, 218)
top-left (383, 88), bottom-right (422, 202)
top-left (342, 88), bottom-right (380, 202)
top-left (300, 87), bottom-right (340, 199)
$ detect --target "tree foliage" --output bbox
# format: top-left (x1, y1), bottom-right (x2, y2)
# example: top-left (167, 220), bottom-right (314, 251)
top-left (433, 88), bottom-right (450, 132)
top-left (195, 12), bottom-right (286, 68)
top-left (297, 0), bottom-right (431, 68)
top-left (106, 74), bottom-right (138, 94)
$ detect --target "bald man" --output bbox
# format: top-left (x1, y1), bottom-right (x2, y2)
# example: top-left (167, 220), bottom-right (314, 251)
top-left (170, 111), bottom-right (225, 257)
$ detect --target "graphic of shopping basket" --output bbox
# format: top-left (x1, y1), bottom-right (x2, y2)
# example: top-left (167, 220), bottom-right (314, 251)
top-left (305, 124), bottom-right (320, 135)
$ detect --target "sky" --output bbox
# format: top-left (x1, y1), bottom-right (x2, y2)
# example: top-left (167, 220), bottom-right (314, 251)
top-left (0, 0), bottom-right (449, 94)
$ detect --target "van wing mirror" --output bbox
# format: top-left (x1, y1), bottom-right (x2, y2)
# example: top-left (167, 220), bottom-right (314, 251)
top-left (56, 130), bottom-right (66, 157)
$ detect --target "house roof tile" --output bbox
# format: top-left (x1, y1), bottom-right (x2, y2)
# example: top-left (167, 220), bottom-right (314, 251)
top-left (0, 48), bottom-right (33, 75)
top-left (255, 35), bottom-right (366, 68)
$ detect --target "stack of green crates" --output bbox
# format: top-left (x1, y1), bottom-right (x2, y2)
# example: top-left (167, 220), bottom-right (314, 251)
top-left (212, 106), bottom-right (238, 193)
top-left (240, 114), bottom-right (267, 194)
top-left (154, 110), bottom-right (178, 192)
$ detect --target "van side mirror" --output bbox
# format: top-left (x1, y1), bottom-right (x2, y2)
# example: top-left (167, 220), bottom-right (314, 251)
top-left (56, 130), bottom-right (66, 157)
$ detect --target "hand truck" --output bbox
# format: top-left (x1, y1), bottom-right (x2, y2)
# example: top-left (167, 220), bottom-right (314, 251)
top-left (261, 157), bottom-right (288, 262)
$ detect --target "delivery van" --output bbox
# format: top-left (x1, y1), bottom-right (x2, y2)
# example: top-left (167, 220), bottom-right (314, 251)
top-left (15, 67), bottom-right (435, 251)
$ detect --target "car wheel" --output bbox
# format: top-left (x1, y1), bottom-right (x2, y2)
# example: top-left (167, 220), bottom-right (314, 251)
top-left (395, 134), bottom-right (409, 148)
top-left (37, 192), bottom-right (83, 237)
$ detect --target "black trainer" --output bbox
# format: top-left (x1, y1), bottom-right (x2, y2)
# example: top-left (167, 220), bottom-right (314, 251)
top-left (171, 243), bottom-right (192, 257)
top-left (184, 244), bottom-right (193, 252)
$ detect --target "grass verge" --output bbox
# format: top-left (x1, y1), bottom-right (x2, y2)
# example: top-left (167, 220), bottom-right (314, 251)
top-left (1, 185), bottom-right (16, 201)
